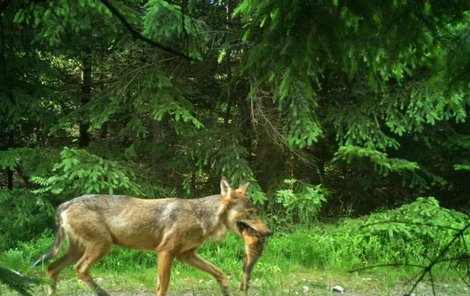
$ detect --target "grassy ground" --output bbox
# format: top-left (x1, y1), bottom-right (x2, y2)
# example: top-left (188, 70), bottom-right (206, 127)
top-left (1, 214), bottom-right (468, 296)
top-left (1, 264), bottom-right (466, 295)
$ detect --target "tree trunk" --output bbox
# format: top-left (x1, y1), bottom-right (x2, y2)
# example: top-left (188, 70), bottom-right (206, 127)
top-left (78, 50), bottom-right (92, 147)
top-left (6, 133), bottom-right (14, 190)
top-left (191, 170), bottom-right (196, 194)
top-left (6, 169), bottom-right (13, 190)
top-left (152, 120), bottom-right (160, 173)
top-left (223, 0), bottom-right (233, 125)
top-left (100, 122), bottom-right (108, 139)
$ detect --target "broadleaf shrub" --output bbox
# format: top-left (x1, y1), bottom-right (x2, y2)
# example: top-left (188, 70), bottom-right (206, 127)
top-left (274, 179), bottom-right (329, 225)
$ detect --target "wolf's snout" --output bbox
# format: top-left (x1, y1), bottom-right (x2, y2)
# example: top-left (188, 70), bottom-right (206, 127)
top-left (259, 227), bottom-right (272, 236)
top-left (255, 223), bottom-right (272, 236)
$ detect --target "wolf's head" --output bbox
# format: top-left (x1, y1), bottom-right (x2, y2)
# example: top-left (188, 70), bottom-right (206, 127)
top-left (220, 177), bottom-right (272, 236)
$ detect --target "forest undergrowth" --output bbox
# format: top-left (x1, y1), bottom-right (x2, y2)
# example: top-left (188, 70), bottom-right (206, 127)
top-left (1, 197), bottom-right (468, 295)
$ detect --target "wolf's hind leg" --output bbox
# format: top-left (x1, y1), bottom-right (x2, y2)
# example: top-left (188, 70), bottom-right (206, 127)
top-left (73, 242), bottom-right (111, 296)
top-left (45, 240), bottom-right (83, 295)
top-left (178, 250), bottom-right (230, 296)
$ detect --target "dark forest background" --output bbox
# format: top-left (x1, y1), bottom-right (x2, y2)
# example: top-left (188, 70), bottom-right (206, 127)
top-left (1, 0), bottom-right (469, 250)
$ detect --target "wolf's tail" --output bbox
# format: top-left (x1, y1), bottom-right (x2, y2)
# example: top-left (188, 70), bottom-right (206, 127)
top-left (32, 211), bottom-right (65, 267)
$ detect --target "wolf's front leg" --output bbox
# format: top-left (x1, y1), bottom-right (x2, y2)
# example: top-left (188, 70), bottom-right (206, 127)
top-left (177, 250), bottom-right (230, 296)
top-left (156, 250), bottom-right (175, 296)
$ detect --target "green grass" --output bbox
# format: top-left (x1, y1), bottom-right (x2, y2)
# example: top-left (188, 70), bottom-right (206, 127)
top-left (1, 260), bottom-right (463, 296)
top-left (2, 196), bottom-right (469, 295)
top-left (1, 220), bottom-right (467, 296)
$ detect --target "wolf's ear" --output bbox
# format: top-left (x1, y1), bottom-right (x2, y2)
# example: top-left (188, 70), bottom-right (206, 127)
top-left (220, 177), bottom-right (232, 197)
top-left (235, 182), bottom-right (250, 195)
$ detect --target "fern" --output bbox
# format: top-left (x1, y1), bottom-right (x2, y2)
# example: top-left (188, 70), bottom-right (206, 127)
top-left (32, 147), bottom-right (145, 197)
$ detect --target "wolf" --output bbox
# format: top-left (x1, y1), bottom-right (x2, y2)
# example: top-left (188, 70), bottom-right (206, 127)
top-left (33, 177), bottom-right (271, 296)
top-left (239, 222), bottom-right (267, 295)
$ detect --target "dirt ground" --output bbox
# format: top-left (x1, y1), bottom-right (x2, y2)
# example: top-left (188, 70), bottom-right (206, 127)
top-left (2, 270), bottom-right (468, 295)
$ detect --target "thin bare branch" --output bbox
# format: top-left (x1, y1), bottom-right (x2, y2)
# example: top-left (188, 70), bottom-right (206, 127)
top-left (351, 221), bottom-right (470, 296)
top-left (429, 269), bottom-right (436, 296)
top-left (97, 0), bottom-right (193, 61)
top-left (405, 222), bottom-right (470, 296)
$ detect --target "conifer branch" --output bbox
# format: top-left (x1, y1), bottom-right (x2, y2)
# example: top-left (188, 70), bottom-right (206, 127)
top-left (98, 0), bottom-right (193, 61)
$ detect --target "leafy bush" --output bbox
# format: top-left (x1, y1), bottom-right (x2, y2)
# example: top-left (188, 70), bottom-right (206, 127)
top-left (301, 197), bottom-right (469, 271)
top-left (274, 179), bottom-right (329, 225)
top-left (361, 197), bottom-right (467, 242)
top-left (265, 197), bottom-right (469, 274)
top-left (357, 197), bottom-right (469, 265)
